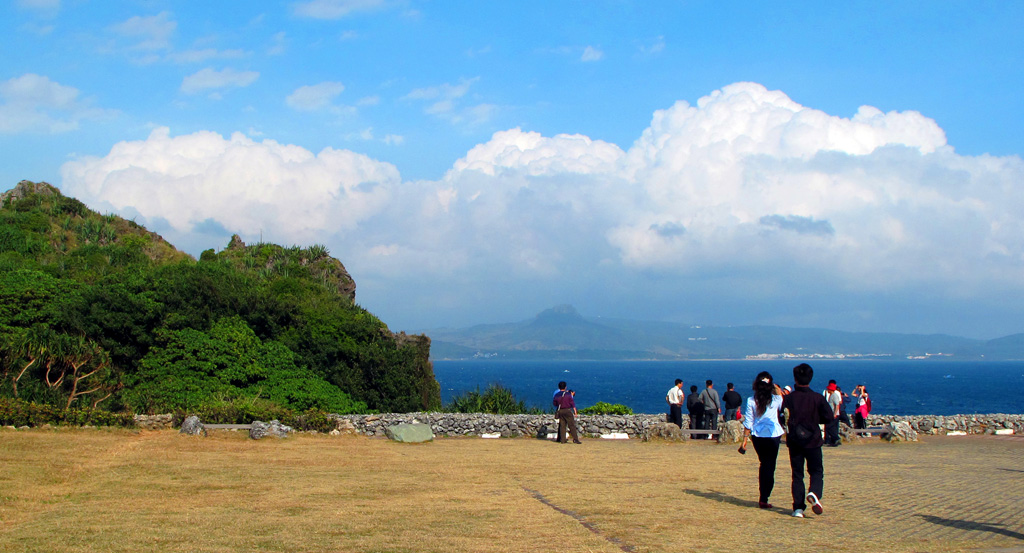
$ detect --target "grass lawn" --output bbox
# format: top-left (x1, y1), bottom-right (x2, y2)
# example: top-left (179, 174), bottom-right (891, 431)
top-left (1, 428), bottom-right (1021, 552)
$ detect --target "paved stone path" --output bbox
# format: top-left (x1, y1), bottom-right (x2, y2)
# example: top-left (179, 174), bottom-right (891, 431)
top-left (709, 434), bottom-right (1024, 552)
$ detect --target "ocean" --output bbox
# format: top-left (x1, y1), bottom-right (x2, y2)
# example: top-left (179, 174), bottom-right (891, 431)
top-left (431, 359), bottom-right (1024, 416)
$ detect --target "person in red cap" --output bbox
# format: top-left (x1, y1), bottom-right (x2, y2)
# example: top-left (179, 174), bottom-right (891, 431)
top-left (822, 379), bottom-right (842, 447)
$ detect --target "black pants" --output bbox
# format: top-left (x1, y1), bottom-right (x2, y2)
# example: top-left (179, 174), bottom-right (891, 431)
top-left (751, 436), bottom-right (781, 503)
top-left (824, 417), bottom-right (840, 445)
top-left (838, 412), bottom-right (851, 427)
top-left (788, 445), bottom-right (824, 510)
top-left (689, 409), bottom-right (704, 438)
top-left (703, 411), bottom-right (719, 438)
top-left (854, 412), bottom-right (866, 429)
top-left (668, 404), bottom-right (683, 428)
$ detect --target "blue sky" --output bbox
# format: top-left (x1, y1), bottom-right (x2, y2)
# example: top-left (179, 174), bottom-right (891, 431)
top-left (2, 1), bottom-right (1024, 339)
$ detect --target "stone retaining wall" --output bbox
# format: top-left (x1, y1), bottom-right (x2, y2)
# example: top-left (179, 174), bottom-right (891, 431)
top-left (332, 413), bottom-right (668, 438)
top-left (133, 412), bottom-right (1024, 437)
top-left (864, 414), bottom-right (1024, 435)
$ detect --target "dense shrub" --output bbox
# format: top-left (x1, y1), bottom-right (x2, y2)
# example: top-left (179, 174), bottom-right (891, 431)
top-left (580, 402), bottom-right (633, 415)
top-left (174, 400), bottom-right (343, 433)
top-left (445, 383), bottom-right (543, 414)
top-left (0, 397), bottom-right (135, 427)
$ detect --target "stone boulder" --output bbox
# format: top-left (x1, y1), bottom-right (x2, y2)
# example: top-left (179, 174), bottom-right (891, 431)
top-left (718, 420), bottom-right (744, 444)
top-left (839, 423), bottom-right (861, 444)
top-left (641, 422), bottom-right (687, 442)
top-left (329, 417), bottom-right (358, 435)
top-left (884, 421), bottom-right (919, 443)
top-left (385, 422), bottom-right (434, 443)
top-left (249, 420), bottom-right (293, 440)
top-left (179, 415), bottom-right (207, 437)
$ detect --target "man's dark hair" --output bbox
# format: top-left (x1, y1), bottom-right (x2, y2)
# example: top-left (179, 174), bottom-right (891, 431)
top-left (690, 385), bottom-right (698, 392)
top-left (828, 379), bottom-right (836, 385)
top-left (793, 363), bottom-right (814, 386)
top-left (674, 378), bottom-right (682, 385)
top-left (726, 382), bottom-right (734, 390)
top-left (558, 381), bottom-right (567, 390)
top-left (706, 379), bottom-right (713, 387)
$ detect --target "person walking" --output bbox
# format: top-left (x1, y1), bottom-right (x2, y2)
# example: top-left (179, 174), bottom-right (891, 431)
top-left (822, 380), bottom-right (842, 447)
top-left (686, 385), bottom-right (705, 438)
top-left (741, 371), bottom-right (785, 509)
top-left (722, 382), bottom-right (743, 422)
top-left (698, 380), bottom-right (722, 440)
top-left (552, 381), bottom-right (580, 444)
top-left (666, 379), bottom-right (685, 428)
top-left (783, 363), bottom-right (834, 518)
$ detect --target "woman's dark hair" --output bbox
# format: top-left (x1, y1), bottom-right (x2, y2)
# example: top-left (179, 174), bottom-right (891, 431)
top-left (752, 371), bottom-right (774, 416)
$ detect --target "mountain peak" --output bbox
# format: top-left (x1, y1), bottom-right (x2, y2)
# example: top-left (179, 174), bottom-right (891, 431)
top-left (533, 304), bottom-right (584, 324)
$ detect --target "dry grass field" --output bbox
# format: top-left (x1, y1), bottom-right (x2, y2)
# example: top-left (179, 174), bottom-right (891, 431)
top-left (1, 428), bottom-right (1022, 553)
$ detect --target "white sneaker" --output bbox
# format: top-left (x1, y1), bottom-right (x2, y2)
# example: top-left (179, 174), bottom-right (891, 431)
top-left (791, 509), bottom-right (805, 518)
top-left (806, 492), bottom-right (823, 515)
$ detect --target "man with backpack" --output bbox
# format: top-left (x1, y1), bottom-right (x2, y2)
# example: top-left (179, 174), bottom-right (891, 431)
top-left (783, 363), bottom-right (834, 518)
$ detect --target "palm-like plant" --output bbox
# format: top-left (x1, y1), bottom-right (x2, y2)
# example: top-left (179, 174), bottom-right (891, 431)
top-left (5, 326), bottom-right (54, 397)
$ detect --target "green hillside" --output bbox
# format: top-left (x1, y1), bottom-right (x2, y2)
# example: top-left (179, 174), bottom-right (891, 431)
top-left (0, 180), bottom-right (440, 415)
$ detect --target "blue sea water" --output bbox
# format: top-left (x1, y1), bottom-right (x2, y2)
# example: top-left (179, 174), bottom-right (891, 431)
top-left (432, 359), bottom-right (1024, 416)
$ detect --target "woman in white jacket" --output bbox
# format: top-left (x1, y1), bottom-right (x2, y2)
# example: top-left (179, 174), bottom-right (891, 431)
top-left (742, 371), bottom-right (785, 509)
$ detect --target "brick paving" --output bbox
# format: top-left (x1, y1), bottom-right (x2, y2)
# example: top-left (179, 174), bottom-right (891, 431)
top-left (708, 434), bottom-right (1024, 552)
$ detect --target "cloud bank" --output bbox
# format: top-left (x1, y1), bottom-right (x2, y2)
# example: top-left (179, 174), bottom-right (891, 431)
top-left (61, 127), bottom-right (399, 244)
top-left (59, 82), bottom-right (1024, 335)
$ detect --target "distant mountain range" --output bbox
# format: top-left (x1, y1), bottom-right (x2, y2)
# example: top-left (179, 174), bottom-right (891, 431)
top-left (426, 305), bottom-right (1024, 361)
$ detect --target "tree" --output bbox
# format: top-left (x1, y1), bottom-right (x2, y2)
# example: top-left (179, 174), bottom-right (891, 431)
top-left (4, 326), bottom-right (53, 398)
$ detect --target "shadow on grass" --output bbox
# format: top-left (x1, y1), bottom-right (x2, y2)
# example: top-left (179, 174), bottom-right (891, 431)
top-left (996, 468), bottom-right (1024, 474)
top-left (683, 488), bottom-right (760, 509)
top-left (918, 515), bottom-right (1024, 541)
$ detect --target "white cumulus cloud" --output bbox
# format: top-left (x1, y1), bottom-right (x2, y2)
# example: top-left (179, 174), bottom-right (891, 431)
top-left (60, 127), bottom-right (400, 246)
top-left (56, 82), bottom-right (1024, 336)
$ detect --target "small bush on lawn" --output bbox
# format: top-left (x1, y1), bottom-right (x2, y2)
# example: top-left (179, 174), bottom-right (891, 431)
top-left (580, 402), bottom-right (633, 415)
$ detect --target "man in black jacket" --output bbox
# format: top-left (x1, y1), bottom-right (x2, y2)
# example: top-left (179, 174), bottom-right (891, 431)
top-left (782, 363), bottom-right (833, 518)
top-left (722, 382), bottom-right (742, 422)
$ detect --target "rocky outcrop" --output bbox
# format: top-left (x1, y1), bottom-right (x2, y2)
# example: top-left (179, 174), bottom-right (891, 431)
top-left (883, 421), bottom-right (919, 442)
top-left (249, 420), bottom-right (292, 440)
top-left (641, 422), bottom-right (687, 442)
top-left (179, 415), bottom-right (207, 436)
top-left (0, 180), bottom-right (60, 204)
top-left (839, 422), bottom-right (861, 443)
top-left (718, 420), bottom-right (745, 444)
top-left (385, 422), bottom-right (434, 443)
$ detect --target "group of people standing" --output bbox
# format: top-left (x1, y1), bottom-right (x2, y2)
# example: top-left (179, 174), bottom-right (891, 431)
top-left (669, 364), bottom-right (871, 517)
top-left (665, 379), bottom-right (744, 439)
